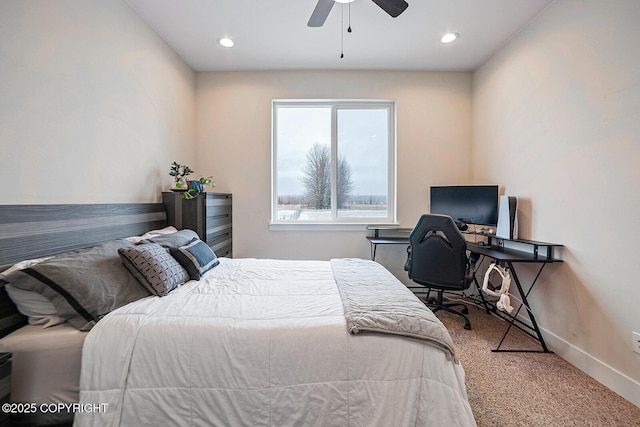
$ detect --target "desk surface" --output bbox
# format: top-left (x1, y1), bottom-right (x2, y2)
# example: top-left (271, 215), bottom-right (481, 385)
top-left (468, 243), bottom-right (562, 263)
top-left (464, 232), bottom-right (562, 248)
top-left (366, 236), bottom-right (409, 244)
top-left (365, 225), bottom-right (412, 232)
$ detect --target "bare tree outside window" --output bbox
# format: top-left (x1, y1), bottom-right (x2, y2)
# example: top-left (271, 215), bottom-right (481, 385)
top-left (301, 143), bottom-right (331, 209)
top-left (301, 143), bottom-right (354, 209)
top-left (337, 156), bottom-right (354, 209)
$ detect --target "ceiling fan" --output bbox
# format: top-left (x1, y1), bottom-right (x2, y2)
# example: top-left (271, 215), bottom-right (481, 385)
top-left (308, 0), bottom-right (409, 27)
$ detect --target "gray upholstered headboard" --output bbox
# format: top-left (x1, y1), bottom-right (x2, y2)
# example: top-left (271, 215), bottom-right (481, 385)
top-left (0, 203), bottom-right (167, 336)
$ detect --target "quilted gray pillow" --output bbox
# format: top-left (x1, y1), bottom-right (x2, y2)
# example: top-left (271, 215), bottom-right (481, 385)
top-left (118, 243), bottom-right (190, 296)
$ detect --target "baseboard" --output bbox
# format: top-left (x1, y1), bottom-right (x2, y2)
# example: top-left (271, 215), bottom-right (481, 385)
top-left (406, 283), bottom-right (640, 408)
top-left (508, 310), bottom-right (640, 408)
top-left (541, 326), bottom-right (640, 408)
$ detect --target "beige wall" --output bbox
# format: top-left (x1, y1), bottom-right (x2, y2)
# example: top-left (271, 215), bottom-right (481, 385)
top-left (472, 0), bottom-right (640, 405)
top-left (6, 0), bottom-right (638, 409)
top-left (0, 0), bottom-right (196, 204)
top-left (196, 71), bottom-right (472, 276)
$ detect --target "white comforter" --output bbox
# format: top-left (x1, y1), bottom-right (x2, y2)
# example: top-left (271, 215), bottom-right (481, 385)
top-left (76, 258), bottom-right (475, 427)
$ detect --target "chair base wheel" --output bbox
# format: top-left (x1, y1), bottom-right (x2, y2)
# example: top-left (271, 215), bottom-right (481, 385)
top-left (420, 291), bottom-right (473, 330)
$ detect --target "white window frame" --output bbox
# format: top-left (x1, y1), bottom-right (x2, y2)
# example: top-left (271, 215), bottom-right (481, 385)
top-left (271, 99), bottom-right (397, 229)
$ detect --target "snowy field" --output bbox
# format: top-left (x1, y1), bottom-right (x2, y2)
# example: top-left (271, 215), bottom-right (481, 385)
top-left (277, 209), bottom-right (387, 221)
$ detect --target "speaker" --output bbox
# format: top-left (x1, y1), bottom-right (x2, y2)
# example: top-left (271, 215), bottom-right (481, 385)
top-left (496, 195), bottom-right (518, 239)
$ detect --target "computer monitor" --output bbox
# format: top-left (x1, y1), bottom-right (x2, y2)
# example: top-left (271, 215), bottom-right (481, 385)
top-left (430, 185), bottom-right (499, 228)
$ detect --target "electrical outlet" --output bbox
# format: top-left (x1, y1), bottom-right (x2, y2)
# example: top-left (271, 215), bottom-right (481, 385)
top-left (633, 332), bottom-right (640, 355)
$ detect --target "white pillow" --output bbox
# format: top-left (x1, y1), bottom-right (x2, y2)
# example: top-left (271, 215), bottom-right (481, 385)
top-left (4, 285), bottom-right (65, 328)
top-left (126, 226), bottom-right (178, 244)
top-left (1, 257), bottom-right (65, 328)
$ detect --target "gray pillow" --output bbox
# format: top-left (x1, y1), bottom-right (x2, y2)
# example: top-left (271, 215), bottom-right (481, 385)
top-left (2, 239), bottom-right (151, 331)
top-left (169, 238), bottom-right (219, 280)
top-left (141, 229), bottom-right (199, 249)
top-left (118, 243), bottom-right (190, 296)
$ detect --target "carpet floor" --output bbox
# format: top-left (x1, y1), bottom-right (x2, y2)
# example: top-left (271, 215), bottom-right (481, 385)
top-left (437, 304), bottom-right (640, 427)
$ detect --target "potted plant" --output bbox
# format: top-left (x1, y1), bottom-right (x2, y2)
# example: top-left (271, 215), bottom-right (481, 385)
top-left (169, 162), bottom-right (194, 190)
top-left (184, 176), bottom-right (216, 199)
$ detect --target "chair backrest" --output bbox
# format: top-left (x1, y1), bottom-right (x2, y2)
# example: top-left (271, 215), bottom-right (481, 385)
top-left (407, 214), bottom-right (470, 290)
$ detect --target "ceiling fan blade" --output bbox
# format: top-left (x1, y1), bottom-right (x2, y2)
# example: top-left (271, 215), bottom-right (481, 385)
top-left (308, 0), bottom-right (335, 27)
top-left (371, 0), bottom-right (409, 18)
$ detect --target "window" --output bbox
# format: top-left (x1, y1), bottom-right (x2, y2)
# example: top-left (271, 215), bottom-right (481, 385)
top-left (272, 100), bottom-right (396, 226)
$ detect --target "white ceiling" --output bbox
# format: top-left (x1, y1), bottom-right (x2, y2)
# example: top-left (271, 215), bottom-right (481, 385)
top-left (126, 0), bottom-right (554, 72)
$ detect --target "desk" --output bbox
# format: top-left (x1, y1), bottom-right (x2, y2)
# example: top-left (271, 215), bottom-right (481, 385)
top-left (468, 239), bottom-right (562, 353)
top-left (366, 226), bottom-right (411, 260)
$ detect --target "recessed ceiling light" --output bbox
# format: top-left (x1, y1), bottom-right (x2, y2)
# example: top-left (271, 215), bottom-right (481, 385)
top-left (335, 0), bottom-right (356, 3)
top-left (218, 37), bottom-right (234, 48)
top-left (440, 32), bottom-right (459, 44)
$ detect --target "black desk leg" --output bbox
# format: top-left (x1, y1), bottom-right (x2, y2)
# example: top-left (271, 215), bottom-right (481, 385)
top-left (492, 263), bottom-right (552, 353)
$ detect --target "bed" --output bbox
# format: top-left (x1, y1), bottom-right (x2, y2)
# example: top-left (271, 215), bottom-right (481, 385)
top-left (0, 203), bottom-right (476, 427)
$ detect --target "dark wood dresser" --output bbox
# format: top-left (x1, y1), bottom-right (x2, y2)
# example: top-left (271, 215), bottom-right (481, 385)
top-left (162, 192), bottom-right (232, 258)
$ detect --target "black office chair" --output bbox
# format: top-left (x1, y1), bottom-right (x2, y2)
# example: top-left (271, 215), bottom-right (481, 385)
top-left (405, 214), bottom-right (474, 330)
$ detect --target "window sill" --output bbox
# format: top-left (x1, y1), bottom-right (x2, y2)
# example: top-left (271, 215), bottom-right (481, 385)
top-left (269, 222), bottom-right (399, 232)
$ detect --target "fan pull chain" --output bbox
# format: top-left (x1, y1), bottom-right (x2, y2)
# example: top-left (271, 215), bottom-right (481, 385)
top-left (340, 3), bottom-right (353, 59)
top-left (340, 4), bottom-right (344, 58)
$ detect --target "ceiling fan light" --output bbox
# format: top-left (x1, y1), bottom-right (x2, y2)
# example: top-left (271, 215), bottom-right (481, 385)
top-left (218, 37), bottom-right (235, 48)
top-left (440, 32), bottom-right (459, 44)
